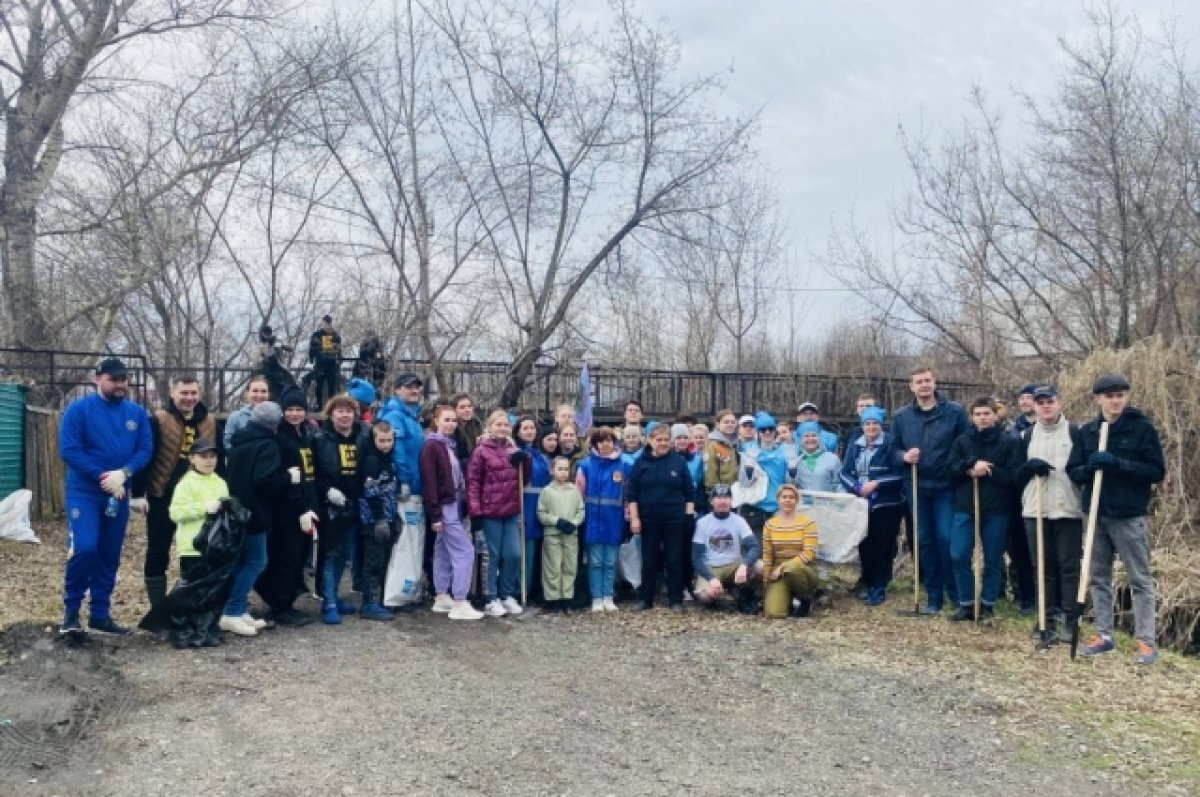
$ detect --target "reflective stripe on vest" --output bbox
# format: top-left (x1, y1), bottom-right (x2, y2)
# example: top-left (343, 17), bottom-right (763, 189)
top-left (585, 496), bottom-right (623, 507)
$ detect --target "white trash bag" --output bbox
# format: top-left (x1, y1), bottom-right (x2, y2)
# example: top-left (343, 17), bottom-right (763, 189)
top-left (618, 536), bottom-right (641, 590)
top-left (0, 489), bottom-right (39, 544)
top-left (383, 497), bottom-right (426, 606)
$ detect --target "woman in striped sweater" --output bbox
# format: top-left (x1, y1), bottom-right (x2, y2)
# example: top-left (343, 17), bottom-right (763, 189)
top-left (762, 484), bottom-right (820, 618)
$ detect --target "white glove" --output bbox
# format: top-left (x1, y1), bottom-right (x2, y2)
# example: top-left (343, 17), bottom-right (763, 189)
top-left (288, 467), bottom-right (302, 484)
top-left (326, 487), bottom-right (346, 507)
top-left (128, 497), bottom-right (149, 515)
top-left (399, 483), bottom-right (412, 502)
top-left (99, 469), bottom-right (127, 494)
top-left (205, 500), bottom-right (223, 514)
top-left (299, 510), bottom-right (319, 534)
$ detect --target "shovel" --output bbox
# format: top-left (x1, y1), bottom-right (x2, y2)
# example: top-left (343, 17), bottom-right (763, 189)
top-left (1034, 476), bottom-right (1054, 651)
top-left (896, 461), bottom-right (926, 617)
top-left (1070, 421), bottom-right (1109, 660)
top-left (973, 475), bottom-right (982, 626)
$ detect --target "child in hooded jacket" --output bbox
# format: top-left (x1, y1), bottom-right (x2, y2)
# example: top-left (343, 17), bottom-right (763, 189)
top-left (167, 437), bottom-right (229, 647)
top-left (357, 421), bottom-right (400, 621)
top-left (537, 457), bottom-right (585, 613)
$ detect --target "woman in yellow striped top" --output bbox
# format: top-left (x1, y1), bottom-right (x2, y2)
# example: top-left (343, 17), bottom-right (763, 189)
top-left (762, 484), bottom-right (820, 617)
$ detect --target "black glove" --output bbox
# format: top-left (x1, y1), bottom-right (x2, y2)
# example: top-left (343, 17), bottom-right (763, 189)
top-left (1025, 458), bottom-right (1053, 477)
top-left (555, 518), bottom-right (575, 534)
top-left (508, 450), bottom-right (527, 467)
top-left (373, 519), bottom-right (391, 544)
top-left (1088, 451), bottom-right (1117, 471)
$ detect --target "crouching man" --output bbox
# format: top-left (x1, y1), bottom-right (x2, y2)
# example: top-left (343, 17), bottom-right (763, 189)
top-left (691, 484), bottom-right (763, 614)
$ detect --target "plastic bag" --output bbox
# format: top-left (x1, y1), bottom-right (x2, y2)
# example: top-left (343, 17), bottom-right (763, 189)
top-left (0, 489), bottom-right (39, 544)
top-left (383, 497), bottom-right (426, 606)
top-left (618, 536), bottom-right (641, 589)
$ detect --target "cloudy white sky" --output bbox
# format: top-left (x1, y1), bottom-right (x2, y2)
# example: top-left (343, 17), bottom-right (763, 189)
top-left (638, 0), bottom-right (1200, 332)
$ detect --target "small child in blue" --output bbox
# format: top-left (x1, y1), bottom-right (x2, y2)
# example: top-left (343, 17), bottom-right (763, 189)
top-left (357, 422), bottom-right (399, 621)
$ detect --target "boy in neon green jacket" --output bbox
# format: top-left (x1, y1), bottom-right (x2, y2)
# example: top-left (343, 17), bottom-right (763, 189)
top-left (167, 438), bottom-right (229, 647)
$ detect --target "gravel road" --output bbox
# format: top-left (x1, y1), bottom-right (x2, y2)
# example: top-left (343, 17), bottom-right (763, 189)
top-left (0, 603), bottom-right (1147, 797)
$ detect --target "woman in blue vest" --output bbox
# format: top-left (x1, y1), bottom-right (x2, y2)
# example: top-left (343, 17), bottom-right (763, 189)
top-left (516, 416), bottom-right (551, 602)
top-left (575, 428), bottom-right (630, 612)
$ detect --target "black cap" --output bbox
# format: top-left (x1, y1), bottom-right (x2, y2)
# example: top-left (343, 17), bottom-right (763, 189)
top-left (394, 372), bottom-right (423, 388)
top-left (1032, 384), bottom-right (1057, 399)
top-left (1092, 374), bottom-right (1131, 395)
top-left (322, 314), bottom-right (333, 323)
top-left (189, 437), bottom-right (218, 455)
top-left (711, 483), bottom-right (732, 499)
top-left (1018, 383), bottom-right (1038, 396)
top-left (96, 357), bottom-right (128, 377)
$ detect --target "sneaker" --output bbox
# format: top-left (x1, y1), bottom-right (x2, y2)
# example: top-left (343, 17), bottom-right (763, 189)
top-left (448, 601), bottom-right (484, 621)
top-left (484, 600), bottom-right (508, 617)
top-left (591, 600), bottom-right (605, 613)
top-left (241, 613), bottom-right (268, 629)
top-left (60, 609), bottom-right (83, 635)
top-left (1134, 641), bottom-right (1158, 665)
top-left (602, 597), bottom-right (619, 613)
top-left (88, 617), bottom-right (132, 635)
top-left (866, 586), bottom-right (886, 606)
top-left (794, 598), bottom-right (813, 618)
top-left (271, 609), bottom-right (311, 628)
top-left (321, 605), bottom-right (341, 625)
top-left (950, 606), bottom-right (975, 622)
top-left (218, 615), bottom-right (258, 636)
top-left (501, 597), bottom-right (524, 616)
top-left (1080, 633), bottom-right (1115, 657)
top-left (360, 603), bottom-right (395, 621)
top-left (336, 599), bottom-right (358, 615)
top-left (432, 595), bottom-right (455, 614)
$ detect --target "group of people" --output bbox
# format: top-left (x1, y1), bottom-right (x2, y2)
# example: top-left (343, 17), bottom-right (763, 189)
top-left (56, 357), bottom-right (1164, 663)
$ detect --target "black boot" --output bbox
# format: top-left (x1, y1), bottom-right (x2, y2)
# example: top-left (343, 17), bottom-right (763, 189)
top-left (144, 575), bottom-right (168, 609)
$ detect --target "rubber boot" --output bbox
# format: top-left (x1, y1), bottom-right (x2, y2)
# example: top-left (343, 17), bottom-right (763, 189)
top-left (144, 575), bottom-right (168, 609)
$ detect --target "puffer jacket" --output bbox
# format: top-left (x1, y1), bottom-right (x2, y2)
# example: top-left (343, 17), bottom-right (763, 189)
top-left (1067, 407), bottom-right (1164, 519)
top-left (466, 436), bottom-right (531, 519)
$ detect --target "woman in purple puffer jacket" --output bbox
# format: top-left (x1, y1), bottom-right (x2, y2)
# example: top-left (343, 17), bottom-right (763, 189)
top-left (467, 410), bottom-right (532, 617)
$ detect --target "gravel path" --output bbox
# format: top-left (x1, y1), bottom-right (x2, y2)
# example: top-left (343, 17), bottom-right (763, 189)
top-left (0, 606), bottom-right (1139, 796)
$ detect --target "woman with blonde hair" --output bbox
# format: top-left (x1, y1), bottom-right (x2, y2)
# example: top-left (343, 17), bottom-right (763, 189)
top-left (762, 484), bottom-right (820, 618)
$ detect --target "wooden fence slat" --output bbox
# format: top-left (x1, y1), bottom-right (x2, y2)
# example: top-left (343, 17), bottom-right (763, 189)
top-left (24, 406), bottom-right (64, 521)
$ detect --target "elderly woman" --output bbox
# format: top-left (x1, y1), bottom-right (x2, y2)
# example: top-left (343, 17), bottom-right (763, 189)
top-left (627, 423), bottom-right (695, 611)
top-left (840, 407), bottom-right (905, 605)
top-left (791, 421), bottom-right (843, 493)
top-left (762, 484), bottom-right (820, 618)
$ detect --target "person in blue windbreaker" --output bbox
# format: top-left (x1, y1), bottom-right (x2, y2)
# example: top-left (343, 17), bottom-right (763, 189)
top-left (841, 406), bottom-right (906, 606)
top-left (575, 428), bottom-right (630, 612)
top-left (516, 416), bottom-right (552, 600)
top-left (57, 358), bottom-right (154, 636)
top-left (737, 412), bottom-right (790, 542)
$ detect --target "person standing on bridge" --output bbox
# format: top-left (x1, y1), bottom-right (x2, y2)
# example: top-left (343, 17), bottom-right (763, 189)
top-left (891, 366), bottom-right (970, 615)
top-left (133, 374), bottom-right (216, 613)
top-left (304, 314), bottom-right (342, 409)
top-left (58, 358), bottom-right (154, 635)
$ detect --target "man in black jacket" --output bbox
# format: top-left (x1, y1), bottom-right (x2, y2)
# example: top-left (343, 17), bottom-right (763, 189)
top-left (947, 397), bottom-right (1022, 621)
top-left (314, 395), bottom-right (369, 624)
top-left (1067, 374), bottom-right (1164, 665)
top-left (305, 315), bottom-right (342, 409)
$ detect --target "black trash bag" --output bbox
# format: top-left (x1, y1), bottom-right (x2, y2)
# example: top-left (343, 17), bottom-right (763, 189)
top-left (140, 498), bottom-right (250, 635)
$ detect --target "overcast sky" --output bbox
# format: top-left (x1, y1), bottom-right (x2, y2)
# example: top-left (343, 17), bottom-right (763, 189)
top-left (640, 0), bottom-right (1200, 332)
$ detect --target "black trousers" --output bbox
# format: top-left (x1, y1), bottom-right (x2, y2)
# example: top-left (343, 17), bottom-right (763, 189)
top-left (640, 514), bottom-right (685, 606)
top-left (360, 520), bottom-right (398, 605)
top-left (738, 505), bottom-right (771, 543)
top-left (1023, 517), bottom-right (1083, 617)
top-left (1006, 505), bottom-right (1036, 607)
top-left (859, 504), bottom-right (905, 589)
top-left (144, 494), bottom-right (177, 579)
top-left (256, 518), bottom-right (307, 613)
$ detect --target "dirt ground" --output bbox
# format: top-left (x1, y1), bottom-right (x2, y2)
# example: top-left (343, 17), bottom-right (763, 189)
top-left (2, 521), bottom-right (1199, 796)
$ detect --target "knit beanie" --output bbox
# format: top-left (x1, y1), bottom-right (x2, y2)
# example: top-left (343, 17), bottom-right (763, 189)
top-left (279, 386), bottom-right (307, 410)
top-left (796, 421), bottom-right (822, 438)
top-left (670, 423), bottom-right (690, 439)
top-left (250, 401), bottom-right (282, 429)
top-left (859, 407), bottom-right (886, 426)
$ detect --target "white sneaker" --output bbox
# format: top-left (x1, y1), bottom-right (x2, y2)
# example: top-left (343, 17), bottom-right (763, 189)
top-left (432, 594), bottom-right (455, 613)
top-left (501, 597), bottom-right (524, 616)
top-left (219, 615), bottom-right (257, 637)
top-left (484, 599), bottom-right (508, 617)
top-left (591, 599), bottom-right (605, 613)
top-left (241, 613), bottom-right (267, 629)
top-left (603, 597), bottom-right (619, 613)
top-left (448, 601), bottom-right (484, 621)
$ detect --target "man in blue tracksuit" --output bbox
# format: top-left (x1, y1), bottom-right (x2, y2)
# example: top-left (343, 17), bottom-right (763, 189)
top-left (891, 366), bottom-right (970, 614)
top-left (376, 372), bottom-right (428, 582)
top-left (58, 358), bottom-right (154, 634)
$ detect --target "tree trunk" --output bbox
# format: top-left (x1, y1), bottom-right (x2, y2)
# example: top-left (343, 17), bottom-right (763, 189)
top-left (497, 345), bottom-right (543, 409)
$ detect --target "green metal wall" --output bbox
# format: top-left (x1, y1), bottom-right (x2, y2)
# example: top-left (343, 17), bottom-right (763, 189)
top-left (0, 383), bottom-right (27, 500)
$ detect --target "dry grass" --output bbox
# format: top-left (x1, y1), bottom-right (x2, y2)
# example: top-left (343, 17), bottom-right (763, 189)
top-left (1057, 337), bottom-right (1200, 652)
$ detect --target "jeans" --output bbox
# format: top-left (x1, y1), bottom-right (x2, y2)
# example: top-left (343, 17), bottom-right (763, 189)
top-left (482, 516), bottom-right (521, 601)
top-left (1089, 515), bottom-right (1155, 644)
top-left (320, 518), bottom-right (358, 609)
top-left (911, 487), bottom-right (956, 609)
top-left (951, 512), bottom-right (1008, 606)
top-left (224, 531), bottom-right (269, 617)
top-left (586, 542), bottom-right (618, 599)
top-left (63, 491), bottom-right (130, 619)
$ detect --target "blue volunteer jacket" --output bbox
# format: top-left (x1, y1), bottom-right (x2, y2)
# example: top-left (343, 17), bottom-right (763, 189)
top-left (59, 392), bottom-right (154, 497)
top-left (376, 395), bottom-right (425, 494)
top-left (889, 393), bottom-right (970, 493)
top-left (577, 451), bottom-right (629, 545)
top-left (840, 432), bottom-right (906, 509)
top-left (521, 446), bottom-right (552, 541)
top-left (741, 441), bottom-right (789, 514)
